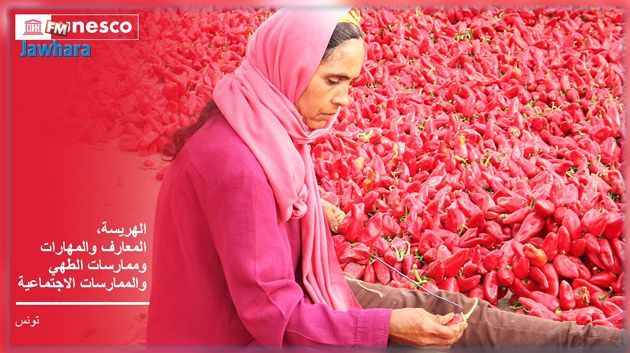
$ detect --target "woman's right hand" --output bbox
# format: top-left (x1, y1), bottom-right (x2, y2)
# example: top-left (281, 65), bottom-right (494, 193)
top-left (388, 307), bottom-right (467, 347)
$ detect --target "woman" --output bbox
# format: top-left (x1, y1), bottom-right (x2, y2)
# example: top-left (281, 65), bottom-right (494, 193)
top-left (147, 8), bottom-right (622, 349)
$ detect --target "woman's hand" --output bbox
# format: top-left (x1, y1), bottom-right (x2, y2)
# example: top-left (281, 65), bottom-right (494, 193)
top-left (388, 308), bottom-right (468, 347)
top-left (321, 199), bottom-right (346, 233)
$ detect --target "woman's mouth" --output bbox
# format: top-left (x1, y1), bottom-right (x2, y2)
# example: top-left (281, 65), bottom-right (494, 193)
top-left (318, 113), bottom-right (335, 120)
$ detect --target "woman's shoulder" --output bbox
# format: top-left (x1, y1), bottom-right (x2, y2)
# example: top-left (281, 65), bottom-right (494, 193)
top-left (180, 113), bottom-right (268, 185)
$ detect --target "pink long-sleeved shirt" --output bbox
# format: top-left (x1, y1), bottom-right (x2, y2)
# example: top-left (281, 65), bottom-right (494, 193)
top-left (147, 113), bottom-right (392, 346)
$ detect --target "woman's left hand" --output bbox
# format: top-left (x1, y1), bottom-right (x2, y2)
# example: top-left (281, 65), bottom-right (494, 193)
top-left (321, 199), bottom-right (346, 233)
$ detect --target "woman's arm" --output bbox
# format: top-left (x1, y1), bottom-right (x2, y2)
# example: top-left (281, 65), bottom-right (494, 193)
top-left (197, 160), bottom-right (391, 346)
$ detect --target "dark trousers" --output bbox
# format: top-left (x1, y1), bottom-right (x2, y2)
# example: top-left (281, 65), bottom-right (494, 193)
top-left (346, 278), bottom-right (624, 351)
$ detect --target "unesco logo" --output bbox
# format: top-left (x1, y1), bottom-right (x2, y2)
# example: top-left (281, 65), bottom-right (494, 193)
top-left (15, 13), bottom-right (139, 58)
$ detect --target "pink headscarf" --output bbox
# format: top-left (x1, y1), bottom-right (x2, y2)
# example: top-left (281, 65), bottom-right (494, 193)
top-left (213, 8), bottom-right (361, 311)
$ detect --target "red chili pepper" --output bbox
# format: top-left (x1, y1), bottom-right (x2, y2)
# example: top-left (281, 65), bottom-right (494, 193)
top-left (533, 199), bottom-right (555, 218)
top-left (541, 263), bottom-right (559, 297)
top-left (383, 250), bottom-right (398, 266)
top-left (573, 286), bottom-right (590, 308)
top-left (572, 278), bottom-right (609, 304)
top-left (392, 237), bottom-right (410, 256)
top-left (382, 214), bottom-right (401, 236)
top-left (365, 212), bottom-right (384, 240)
top-left (523, 243), bottom-right (547, 267)
top-left (401, 254), bottom-right (414, 277)
top-left (464, 232), bottom-right (496, 249)
top-left (516, 296), bottom-right (537, 311)
top-left (389, 280), bottom-right (415, 290)
top-left (541, 231), bottom-right (558, 261)
top-left (599, 300), bottom-right (622, 318)
top-left (513, 213), bottom-right (544, 243)
top-left (468, 285), bottom-right (485, 300)
top-left (426, 260), bottom-right (445, 284)
top-left (557, 307), bottom-right (604, 323)
top-left (417, 231), bottom-right (443, 254)
top-left (530, 306), bottom-right (558, 321)
top-left (445, 313), bottom-right (465, 326)
top-left (462, 261), bottom-right (479, 278)
top-left (445, 206), bottom-right (466, 234)
top-left (589, 271), bottom-right (616, 288)
top-left (610, 238), bottom-right (625, 265)
top-left (496, 196), bottom-right (527, 212)
top-left (569, 238), bottom-right (586, 257)
top-left (604, 214), bottom-right (623, 239)
top-left (373, 260), bottom-right (391, 285)
top-left (339, 243), bottom-right (371, 265)
top-left (512, 255), bottom-right (530, 279)
top-left (471, 191), bottom-right (495, 212)
top-left (543, 218), bottom-right (559, 234)
top-left (335, 239), bottom-right (353, 259)
top-left (529, 266), bottom-right (549, 290)
top-left (343, 262), bottom-right (365, 280)
top-left (562, 209), bottom-right (581, 240)
top-left (611, 272), bottom-right (624, 293)
top-left (468, 245), bottom-right (484, 265)
top-left (438, 276), bottom-right (459, 292)
top-left (457, 196), bottom-right (484, 221)
top-left (554, 206), bottom-right (568, 223)
top-left (561, 185), bottom-right (579, 206)
top-left (585, 247), bottom-right (607, 271)
top-left (421, 280), bottom-right (440, 294)
top-left (502, 206), bottom-right (531, 225)
top-left (423, 248), bottom-right (438, 263)
top-left (556, 226), bottom-right (571, 254)
top-left (559, 280), bottom-right (576, 310)
top-left (597, 238), bottom-right (616, 272)
top-left (483, 270), bottom-right (499, 304)
top-left (485, 221), bottom-right (509, 241)
top-left (457, 274), bottom-right (481, 292)
top-left (363, 262), bottom-right (376, 283)
top-left (583, 233), bottom-right (600, 254)
top-left (581, 208), bottom-right (608, 237)
top-left (528, 237), bottom-right (544, 249)
top-left (436, 244), bottom-right (452, 260)
top-left (553, 254), bottom-right (579, 279)
top-left (568, 256), bottom-right (592, 280)
top-left (518, 297), bottom-right (557, 321)
top-left (341, 203), bottom-right (367, 242)
top-left (497, 265), bottom-right (515, 286)
top-left (511, 240), bottom-right (525, 258)
top-left (608, 296), bottom-right (625, 309)
top-left (482, 250), bottom-right (503, 271)
top-left (442, 248), bottom-right (469, 277)
top-left (530, 290), bottom-right (560, 312)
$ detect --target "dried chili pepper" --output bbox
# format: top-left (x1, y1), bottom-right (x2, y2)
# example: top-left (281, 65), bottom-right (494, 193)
top-left (553, 254), bottom-right (579, 279)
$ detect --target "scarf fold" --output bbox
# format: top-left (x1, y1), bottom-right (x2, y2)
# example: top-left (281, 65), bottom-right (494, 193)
top-left (213, 8), bottom-right (360, 311)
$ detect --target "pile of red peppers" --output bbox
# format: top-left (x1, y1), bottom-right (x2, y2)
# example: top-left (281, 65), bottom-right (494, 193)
top-left (318, 8), bottom-right (625, 328)
top-left (66, 8), bottom-right (624, 327)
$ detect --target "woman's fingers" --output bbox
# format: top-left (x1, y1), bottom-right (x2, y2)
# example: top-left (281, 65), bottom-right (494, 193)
top-left (436, 313), bottom-right (455, 325)
top-left (321, 199), bottom-right (345, 233)
top-left (334, 209), bottom-right (346, 222)
top-left (431, 315), bottom-right (467, 340)
top-left (389, 308), bottom-right (468, 347)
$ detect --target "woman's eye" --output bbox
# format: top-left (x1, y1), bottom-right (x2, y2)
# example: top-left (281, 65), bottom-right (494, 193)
top-left (327, 78), bottom-right (340, 85)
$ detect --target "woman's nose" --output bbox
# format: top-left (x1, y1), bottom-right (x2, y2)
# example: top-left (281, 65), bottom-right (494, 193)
top-left (332, 89), bottom-right (350, 107)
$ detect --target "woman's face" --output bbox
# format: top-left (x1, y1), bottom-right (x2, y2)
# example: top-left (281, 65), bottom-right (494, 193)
top-left (296, 38), bottom-right (365, 130)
